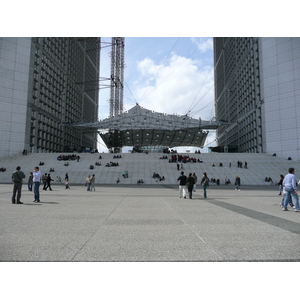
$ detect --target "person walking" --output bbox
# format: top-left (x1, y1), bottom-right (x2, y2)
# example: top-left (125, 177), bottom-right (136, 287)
top-left (28, 172), bottom-right (33, 191)
top-left (278, 174), bottom-right (284, 195)
top-left (45, 173), bottom-right (53, 191)
top-left (235, 175), bottom-right (241, 191)
top-left (65, 178), bottom-right (70, 189)
top-left (33, 166), bottom-right (42, 203)
top-left (86, 175), bottom-right (92, 191)
top-left (42, 173), bottom-right (48, 190)
top-left (192, 172), bottom-right (197, 192)
top-left (90, 174), bottom-right (96, 191)
top-left (65, 173), bottom-right (69, 189)
top-left (177, 171), bottom-right (187, 198)
top-left (186, 173), bottom-right (195, 199)
top-left (280, 186), bottom-right (295, 208)
top-left (11, 166), bottom-right (26, 204)
top-left (200, 172), bottom-right (209, 198)
top-left (282, 167), bottom-right (300, 212)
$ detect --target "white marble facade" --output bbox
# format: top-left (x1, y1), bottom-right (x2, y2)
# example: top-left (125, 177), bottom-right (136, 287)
top-left (260, 37), bottom-right (300, 160)
top-left (0, 37), bottom-right (31, 158)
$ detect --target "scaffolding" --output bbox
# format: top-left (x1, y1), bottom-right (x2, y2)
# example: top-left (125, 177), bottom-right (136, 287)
top-left (109, 37), bottom-right (125, 117)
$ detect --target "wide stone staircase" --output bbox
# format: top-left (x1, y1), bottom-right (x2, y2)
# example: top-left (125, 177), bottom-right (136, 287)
top-left (1, 152), bottom-right (299, 186)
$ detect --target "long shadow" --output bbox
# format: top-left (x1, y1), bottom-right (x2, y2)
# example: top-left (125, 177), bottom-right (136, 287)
top-left (24, 202), bottom-right (59, 205)
top-left (206, 199), bottom-right (300, 235)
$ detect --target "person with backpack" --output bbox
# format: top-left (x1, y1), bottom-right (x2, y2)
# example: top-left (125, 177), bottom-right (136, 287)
top-left (186, 173), bottom-right (195, 199)
top-left (200, 172), bottom-right (209, 198)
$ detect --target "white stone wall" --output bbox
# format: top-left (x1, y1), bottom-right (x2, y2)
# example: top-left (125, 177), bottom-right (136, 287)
top-left (0, 37), bottom-right (31, 158)
top-left (260, 37), bottom-right (300, 161)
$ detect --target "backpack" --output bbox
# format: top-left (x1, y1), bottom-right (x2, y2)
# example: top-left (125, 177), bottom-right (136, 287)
top-left (204, 177), bottom-right (209, 186)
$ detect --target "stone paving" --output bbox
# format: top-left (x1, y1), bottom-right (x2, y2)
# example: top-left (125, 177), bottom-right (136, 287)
top-left (1, 183), bottom-right (299, 262)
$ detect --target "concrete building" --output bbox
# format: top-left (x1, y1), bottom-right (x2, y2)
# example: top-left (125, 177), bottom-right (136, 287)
top-left (0, 37), bottom-right (100, 159)
top-left (213, 37), bottom-right (300, 161)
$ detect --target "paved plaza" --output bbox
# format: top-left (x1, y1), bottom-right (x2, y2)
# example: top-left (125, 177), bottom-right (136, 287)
top-left (0, 183), bottom-right (300, 262)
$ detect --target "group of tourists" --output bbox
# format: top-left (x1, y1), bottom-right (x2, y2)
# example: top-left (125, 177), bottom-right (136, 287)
top-left (176, 171), bottom-right (242, 199)
top-left (177, 171), bottom-right (209, 199)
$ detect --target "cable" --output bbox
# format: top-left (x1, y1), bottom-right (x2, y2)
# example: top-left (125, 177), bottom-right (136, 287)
top-left (186, 65), bottom-right (214, 115)
top-left (139, 38), bottom-right (181, 103)
top-left (124, 81), bottom-right (138, 105)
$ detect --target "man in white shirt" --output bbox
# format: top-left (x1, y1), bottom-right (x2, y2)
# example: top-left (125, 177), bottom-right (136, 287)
top-left (33, 166), bottom-right (42, 203)
top-left (282, 167), bottom-right (300, 212)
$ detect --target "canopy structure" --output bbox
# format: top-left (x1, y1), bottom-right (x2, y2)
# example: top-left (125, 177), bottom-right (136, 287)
top-left (66, 104), bottom-right (224, 149)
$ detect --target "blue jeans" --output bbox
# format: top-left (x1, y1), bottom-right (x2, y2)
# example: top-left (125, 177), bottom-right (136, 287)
top-left (28, 181), bottom-right (33, 191)
top-left (33, 182), bottom-right (41, 202)
top-left (281, 194), bottom-right (294, 207)
top-left (283, 187), bottom-right (299, 210)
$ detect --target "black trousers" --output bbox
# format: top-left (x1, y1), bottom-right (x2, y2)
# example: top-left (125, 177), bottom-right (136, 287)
top-left (12, 182), bottom-right (22, 203)
top-left (187, 184), bottom-right (193, 199)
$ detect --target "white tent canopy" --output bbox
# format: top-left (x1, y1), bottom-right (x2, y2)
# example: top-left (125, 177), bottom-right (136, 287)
top-left (66, 104), bottom-right (222, 148)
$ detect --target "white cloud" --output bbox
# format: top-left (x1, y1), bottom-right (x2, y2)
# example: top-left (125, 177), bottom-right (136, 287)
top-left (131, 53), bottom-right (214, 121)
top-left (124, 52), bottom-right (216, 152)
top-left (191, 37), bottom-right (214, 53)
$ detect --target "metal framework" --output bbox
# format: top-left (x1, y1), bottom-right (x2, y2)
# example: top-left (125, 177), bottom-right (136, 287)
top-left (109, 37), bottom-right (125, 117)
top-left (66, 104), bottom-right (227, 149)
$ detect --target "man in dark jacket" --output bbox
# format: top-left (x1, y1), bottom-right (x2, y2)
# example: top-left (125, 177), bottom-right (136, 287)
top-left (177, 171), bottom-right (187, 198)
top-left (45, 173), bottom-right (53, 191)
top-left (11, 166), bottom-right (26, 204)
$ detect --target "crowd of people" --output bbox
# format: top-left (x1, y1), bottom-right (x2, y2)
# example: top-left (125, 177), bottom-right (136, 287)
top-left (169, 154), bottom-right (203, 163)
top-left (57, 154), bottom-right (80, 161)
top-left (7, 151), bottom-right (300, 213)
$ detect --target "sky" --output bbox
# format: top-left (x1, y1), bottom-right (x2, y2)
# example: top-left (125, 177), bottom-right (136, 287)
top-left (98, 37), bottom-right (216, 153)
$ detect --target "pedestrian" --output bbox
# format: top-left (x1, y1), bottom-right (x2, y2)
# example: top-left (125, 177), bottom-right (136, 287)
top-left (235, 175), bottom-right (241, 191)
top-left (33, 166), bottom-right (42, 203)
top-left (86, 175), bottom-right (91, 191)
top-left (177, 171), bottom-right (187, 198)
top-left (278, 174), bottom-right (284, 195)
top-left (28, 172), bottom-right (33, 191)
top-left (42, 173), bottom-right (47, 190)
top-left (192, 172), bottom-right (197, 192)
top-left (45, 173), bottom-right (53, 191)
top-left (65, 179), bottom-right (70, 189)
top-left (11, 166), bottom-right (26, 204)
top-left (186, 173), bottom-right (195, 199)
top-left (200, 172), bottom-right (209, 198)
top-left (90, 174), bottom-right (95, 191)
top-left (282, 167), bottom-right (300, 212)
top-left (65, 173), bottom-right (69, 189)
top-left (280, 186), bottom-right (294, 208)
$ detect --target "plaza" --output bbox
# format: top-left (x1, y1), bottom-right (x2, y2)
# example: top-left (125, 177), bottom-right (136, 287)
top-left (1, 183), bottom-right (299, 262)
